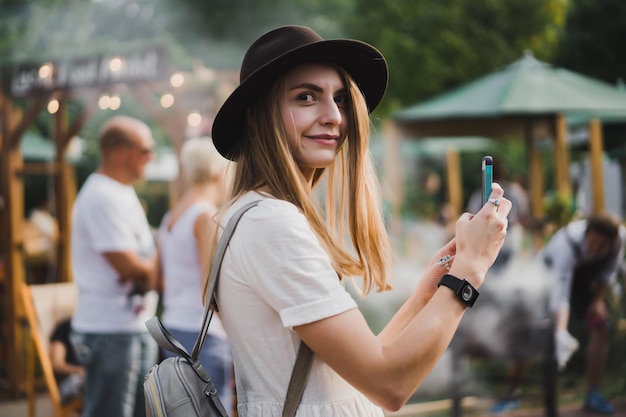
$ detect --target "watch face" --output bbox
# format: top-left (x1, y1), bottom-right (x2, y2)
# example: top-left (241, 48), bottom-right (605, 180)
top-left (461, 285), bottom-right (473, 301)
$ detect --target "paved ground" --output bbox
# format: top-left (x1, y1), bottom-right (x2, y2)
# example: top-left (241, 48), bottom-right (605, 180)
top-left (1, 394), bottom-right (625, 417)
top-left (0, 393), bottom-right (54, 417)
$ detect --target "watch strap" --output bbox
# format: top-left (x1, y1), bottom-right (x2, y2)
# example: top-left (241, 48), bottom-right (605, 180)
top-left (438, 274), bottom-right (479, 307)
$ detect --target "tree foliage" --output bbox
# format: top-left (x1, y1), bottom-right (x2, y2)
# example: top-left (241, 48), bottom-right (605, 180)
top-left (0, 1), bottom-right (183, 71)
top-left (344, 0), bottom-right (566, 114)
top-left (554, 0), bottom-right (626, 85)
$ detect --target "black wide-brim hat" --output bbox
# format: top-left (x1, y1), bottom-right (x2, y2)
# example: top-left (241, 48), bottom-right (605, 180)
top-left (212, 25), bottom-right (388, 160)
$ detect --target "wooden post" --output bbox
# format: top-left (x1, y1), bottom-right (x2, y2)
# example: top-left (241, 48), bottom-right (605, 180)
top-left (0, 95), bottom-right (27, 396)
top-left (588, 118), bottom-right (605, 214)
top-left (527, 126), bottom-right (545, 249)
top-left (53, 98), bottom-right (71, 282)
top-left (554, 113), bottom-right (571, 197)
top-left (0, 93), bottom-right (48, 395)
top-left (445, 148), bottom-right (462, 219)
top-left (381, 119), bottom-right (403, 231)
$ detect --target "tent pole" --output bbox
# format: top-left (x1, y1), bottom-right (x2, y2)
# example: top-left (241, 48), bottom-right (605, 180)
top-left (381, 119), bottom-right (404, 236)
top-left (554, 113), bottom-right (571, 198)
top-left (588, 119), bottom-right (605, 214)
top-left (527, 119), bottom-right (545, 249)
top-left (445, 149), bottom-right (462, 220)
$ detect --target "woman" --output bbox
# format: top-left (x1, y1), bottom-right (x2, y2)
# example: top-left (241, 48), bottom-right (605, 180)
top-left (157, 137), bottom-right (233, 413)
top-left (209, 25), bottom-right (511, 416)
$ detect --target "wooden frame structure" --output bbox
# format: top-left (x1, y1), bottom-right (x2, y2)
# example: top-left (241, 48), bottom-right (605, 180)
top-left (0, 50), bottom-right (237, 397)
top-left (0, 90), bottom-right (87, 396)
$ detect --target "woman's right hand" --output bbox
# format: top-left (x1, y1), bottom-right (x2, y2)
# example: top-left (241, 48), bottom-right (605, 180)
top-left (448, 183), bottom-right (511, 288)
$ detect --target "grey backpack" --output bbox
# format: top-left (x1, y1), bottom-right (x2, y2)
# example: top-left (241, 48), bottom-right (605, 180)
top-left (144, 317), bottom-right (230, 417)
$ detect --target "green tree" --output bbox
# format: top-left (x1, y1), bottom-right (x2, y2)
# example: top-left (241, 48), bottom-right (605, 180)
top-left (0, 0), bottom-right (176, 61)
top-left (554, 0), bottom-right (626, 85)
top-left (345, 0), bottom-right (566, 114)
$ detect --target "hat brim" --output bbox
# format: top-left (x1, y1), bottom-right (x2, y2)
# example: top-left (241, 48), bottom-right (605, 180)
top-left (212, 39), bottom-right (388, 160)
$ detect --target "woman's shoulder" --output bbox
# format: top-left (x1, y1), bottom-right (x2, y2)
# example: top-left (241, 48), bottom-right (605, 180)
top-left (232, 192), bottom-right (300, 217)
top-left (226, 192), bottom-right (306, 233)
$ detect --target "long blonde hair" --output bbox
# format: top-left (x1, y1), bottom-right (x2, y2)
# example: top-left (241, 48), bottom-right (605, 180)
top-left (210, 67), bottom-right (392, 296)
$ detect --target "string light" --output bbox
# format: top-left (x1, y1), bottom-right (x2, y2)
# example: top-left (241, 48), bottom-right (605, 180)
top-left (98, 94), bottom-right (122, 110)
top-left (109, 95), bottom-right (121, 110)
top-left (170, 73), bottom-right (184, 88)
top-left (38, 63), bottom-right (53, 79)
top-left (98, 95), bottom-right (111, 110)
top-left (187, 112), bottom-right (202, 127)
top-left (47, 99), bottom-right (59, 114)
top-left (109, 57), bottom-right (123, 72)
top-left (160, 93), bottom-right (175, 108)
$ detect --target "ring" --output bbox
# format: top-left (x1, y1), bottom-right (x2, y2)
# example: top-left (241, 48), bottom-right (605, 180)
top-left (488, 198), bottom-right (500, 207)
top-left (437, 254), bottom-right (453, 271)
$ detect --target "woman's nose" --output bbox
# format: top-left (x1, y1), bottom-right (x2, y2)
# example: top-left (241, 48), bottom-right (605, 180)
top-left (319, 99), bottom-right (342, 125)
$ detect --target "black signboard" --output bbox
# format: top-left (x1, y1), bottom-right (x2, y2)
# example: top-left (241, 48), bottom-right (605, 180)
top-left (1, 47), bottom-right (169, 97)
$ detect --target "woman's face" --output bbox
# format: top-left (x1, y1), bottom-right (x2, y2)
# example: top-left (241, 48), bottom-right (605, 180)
top-left (279, 62), bottom-right (348, 181)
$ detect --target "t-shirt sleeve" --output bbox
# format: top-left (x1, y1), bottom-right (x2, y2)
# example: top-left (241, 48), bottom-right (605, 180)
top-left (232, 200), bottom-right (357, 329)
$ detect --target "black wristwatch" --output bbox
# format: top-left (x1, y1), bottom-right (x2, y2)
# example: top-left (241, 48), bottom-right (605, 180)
top-left (437, 274), bottom-right (479, 308)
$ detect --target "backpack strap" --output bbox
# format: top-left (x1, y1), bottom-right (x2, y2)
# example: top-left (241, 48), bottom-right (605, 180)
top-left (146, 316), bottom-right (192, 362)
top-left (283, 342), bottom-right (314, 417)
top-left (191, 199), bottom-right (313, 417)
top-left (192, 200), bottom-right (261, 358)
top-left (145, 316), bottom-right (212, 382)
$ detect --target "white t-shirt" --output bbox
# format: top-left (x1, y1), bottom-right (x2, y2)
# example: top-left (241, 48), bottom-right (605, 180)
top-left (71, 173), bottom-right (157, 333)
top-left (159, 201), bottom-right (226, 338)
top-left (217, 192), bottom-right (383, 417)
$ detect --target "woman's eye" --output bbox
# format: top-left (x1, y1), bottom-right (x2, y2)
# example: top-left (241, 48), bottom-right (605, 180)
top-left (296, 93), bottom-right (314, 102)
top-left (334, 95), bottom-right (348, 107)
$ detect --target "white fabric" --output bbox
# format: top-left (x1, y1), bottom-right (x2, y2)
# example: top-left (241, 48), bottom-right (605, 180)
top-left (71, 173), bottom-right (157, 333)
top-left (158, 201), bottom-right (226, 338)
top-left (544, 219), bottom-right (626, 312)
top-left (555, 328), bottom-right (579, 370)
top-left (217, 192), bottom-right (383, 417)
top-left (29, 208), bottom-right (58, 252)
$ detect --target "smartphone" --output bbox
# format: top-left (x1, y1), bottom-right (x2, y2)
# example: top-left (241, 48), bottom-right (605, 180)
top-left (482, 156), bottom-right (493, 204)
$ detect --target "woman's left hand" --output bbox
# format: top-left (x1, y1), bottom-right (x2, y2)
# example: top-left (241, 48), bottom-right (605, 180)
top-left (413, 238), bottom-right (457, 302)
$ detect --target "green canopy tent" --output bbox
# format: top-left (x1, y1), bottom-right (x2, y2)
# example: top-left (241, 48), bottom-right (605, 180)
top-left (392, 51), bottom-right (626, 223)
top-left (395, 51), bottom-right (626, 119)
top-left (21, 132), bottom-right (56, 161)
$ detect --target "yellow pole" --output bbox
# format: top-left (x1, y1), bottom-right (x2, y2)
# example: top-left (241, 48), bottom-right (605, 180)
top-left (382, 119), bottom-right (404, 231)
top-left (588, 118), bottom-right (605, 214)
top-left (554, 113), bottom-right (571, 197)
top-left (445, 149), bottom-right (462, 219)
top-left (0, 95), bottom-right (27, 395)
top-left (528, 134), bottom-right (545, 249)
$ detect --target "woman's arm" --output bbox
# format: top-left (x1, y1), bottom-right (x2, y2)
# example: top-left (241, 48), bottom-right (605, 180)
top-left (195, 211), bottom-right (218, 284)
top-left (296, 185), bottom-right (510, 411)
top-left (377, 238), bottom-right (457, 344)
